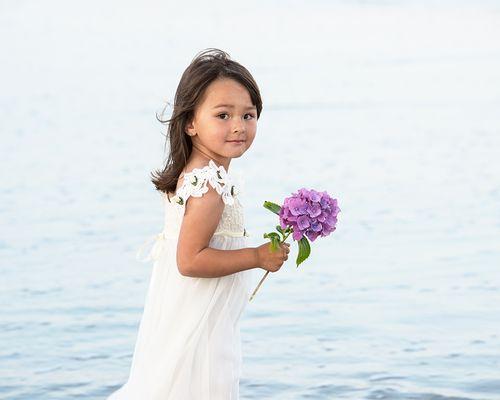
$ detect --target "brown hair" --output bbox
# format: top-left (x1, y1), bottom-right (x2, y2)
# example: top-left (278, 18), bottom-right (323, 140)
top-left (150, 48), bottom-right (263, 198)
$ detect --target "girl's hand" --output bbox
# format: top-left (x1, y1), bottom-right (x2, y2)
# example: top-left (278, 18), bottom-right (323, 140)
top-left (255, 242), bottom-right (290, 272)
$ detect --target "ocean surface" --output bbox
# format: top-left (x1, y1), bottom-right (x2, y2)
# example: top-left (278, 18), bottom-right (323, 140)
top-left (1, 1), bottom-right (499, 399)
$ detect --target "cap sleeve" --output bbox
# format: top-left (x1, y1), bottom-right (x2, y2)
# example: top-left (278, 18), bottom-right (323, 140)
top-left (171, 160), bottom-right (239, 207)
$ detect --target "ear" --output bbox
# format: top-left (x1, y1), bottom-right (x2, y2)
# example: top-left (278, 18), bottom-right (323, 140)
top-left (185, 117), bottom-right (196, 137)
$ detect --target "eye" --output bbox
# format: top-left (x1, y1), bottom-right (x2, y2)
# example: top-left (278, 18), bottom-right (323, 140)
top-left (244, 113), bottom-right (256, 120)
top-left (217, 113), bottom-right (229, 120)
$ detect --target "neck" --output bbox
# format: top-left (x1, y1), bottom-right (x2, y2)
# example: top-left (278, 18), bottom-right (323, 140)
top-left (191, 145), bottom-right (230, 171)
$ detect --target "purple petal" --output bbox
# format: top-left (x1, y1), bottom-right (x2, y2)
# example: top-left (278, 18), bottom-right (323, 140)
top-left (309, 190), bottom-right (321, 202)
top-left (306, 230), bottom-right (320, 242)
top-left (289, 198), bottom-right (308, 216)
top-left (292, 229), bottom-right (303, 241)
top-left (297, 215), bottom-right (311, 231)
top-left (307, 202), bottom-right (322, 218)
top-left (311, 220), bottom-right (322, 232)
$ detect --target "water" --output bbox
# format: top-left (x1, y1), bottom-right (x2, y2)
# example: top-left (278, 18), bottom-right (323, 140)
top-left (1, 1), bottom-right (499, 399)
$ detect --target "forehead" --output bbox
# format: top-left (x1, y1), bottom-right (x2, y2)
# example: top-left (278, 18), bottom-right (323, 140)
top-left (200, 78), bottom-right (254, 107)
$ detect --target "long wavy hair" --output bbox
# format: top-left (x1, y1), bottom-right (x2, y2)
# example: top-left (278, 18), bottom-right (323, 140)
top-left (150, 48), bottom-right (263, 200)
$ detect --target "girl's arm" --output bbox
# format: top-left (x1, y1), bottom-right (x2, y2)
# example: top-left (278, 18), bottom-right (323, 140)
top-left (176, 184), bottom-right (259, 278)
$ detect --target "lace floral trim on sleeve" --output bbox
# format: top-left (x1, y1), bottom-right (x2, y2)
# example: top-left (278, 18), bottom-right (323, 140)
top-left (170, 159), bottom-right (240, 207)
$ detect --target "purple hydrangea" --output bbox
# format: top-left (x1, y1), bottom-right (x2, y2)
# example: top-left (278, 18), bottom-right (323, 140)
top-left (279, 188), bottom-right (340, 242)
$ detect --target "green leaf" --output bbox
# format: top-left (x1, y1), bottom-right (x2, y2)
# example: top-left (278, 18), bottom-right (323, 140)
top-left (262, 232), bottom-right (281, 252)
top-left (263, 201), bottom-right (281, 215)
top-left (276, 225), bottom-right (284, 235)
top-left (270, 236), bottom-right (280, 251)
top-left (296, 236), bottom-right (311, 267)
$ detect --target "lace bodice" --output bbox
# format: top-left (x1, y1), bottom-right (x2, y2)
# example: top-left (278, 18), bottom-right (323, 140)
top-left (171, 159), bottom-right (238, 207)
top-left (168, 160), bottom-right (248, 237)
top-left (136, 160), bottom-right (249, 262)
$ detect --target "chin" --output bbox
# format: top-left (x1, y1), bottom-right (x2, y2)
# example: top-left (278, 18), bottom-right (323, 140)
top-left (228, 150), bottom-right (246, 159)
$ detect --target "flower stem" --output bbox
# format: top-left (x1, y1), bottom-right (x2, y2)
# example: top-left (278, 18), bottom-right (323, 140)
top-left (249, 270), bottom-right (270, 302)
top-left (249, 227), bottom-right (294, 302)
top-left (281, 230), bottom-right (292, 243)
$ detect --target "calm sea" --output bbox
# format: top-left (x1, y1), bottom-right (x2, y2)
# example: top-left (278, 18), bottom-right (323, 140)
top-left (1, 1), bottom-right (499, 399)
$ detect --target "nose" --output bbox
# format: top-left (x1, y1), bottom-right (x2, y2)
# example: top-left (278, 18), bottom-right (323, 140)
top-left (232, 117), bottom-right (246, 133)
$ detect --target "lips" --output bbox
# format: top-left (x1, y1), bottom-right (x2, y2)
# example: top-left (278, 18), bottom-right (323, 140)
top-left (227, 140), bottom-right (245, 143)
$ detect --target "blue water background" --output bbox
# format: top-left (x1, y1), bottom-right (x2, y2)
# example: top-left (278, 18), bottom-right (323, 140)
top-left (1, 1), bottom-right (499, 399)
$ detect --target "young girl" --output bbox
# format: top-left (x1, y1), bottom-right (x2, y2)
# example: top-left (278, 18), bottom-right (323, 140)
top-left (107, 48), bottom-right (290, 399)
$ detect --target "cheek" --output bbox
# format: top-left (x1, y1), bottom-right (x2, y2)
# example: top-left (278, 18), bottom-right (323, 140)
top-left (203, 119), bottom-right (225, 135)
top-left (247, 120), bottom-right (257, 132)
top-left (246, 132), bottom-right (256, 146)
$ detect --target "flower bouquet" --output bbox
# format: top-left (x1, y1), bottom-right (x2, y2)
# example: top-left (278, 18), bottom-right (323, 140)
top-left (249, 188), bottom-right (340, 302)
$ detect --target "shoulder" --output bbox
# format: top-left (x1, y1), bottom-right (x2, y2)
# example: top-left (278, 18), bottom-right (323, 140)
top-left (171, 159), bottom-right (240, 207)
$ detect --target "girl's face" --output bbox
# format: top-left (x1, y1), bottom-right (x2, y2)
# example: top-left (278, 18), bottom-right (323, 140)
top-left (185, 78), bottom-right (257, 165)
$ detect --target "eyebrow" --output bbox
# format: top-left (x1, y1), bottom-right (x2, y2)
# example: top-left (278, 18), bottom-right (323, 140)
top-left (213, 104), bottom-right (257, 110)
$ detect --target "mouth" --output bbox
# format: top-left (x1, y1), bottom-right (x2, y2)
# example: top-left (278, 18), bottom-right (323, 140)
top-left (227, 140), bottom-right (246, 143)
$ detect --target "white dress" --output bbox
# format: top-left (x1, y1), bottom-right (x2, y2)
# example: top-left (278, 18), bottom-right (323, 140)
top-left (108, 160), bottom-right (254, 400)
